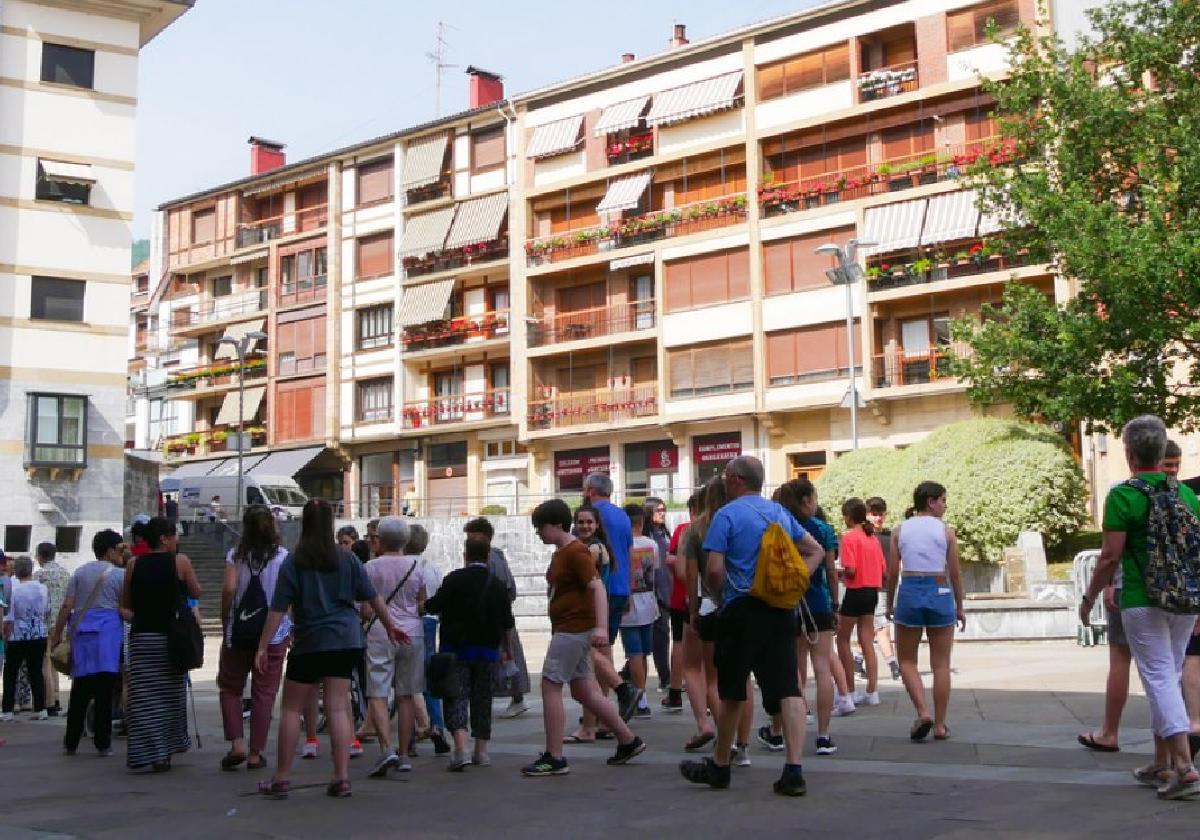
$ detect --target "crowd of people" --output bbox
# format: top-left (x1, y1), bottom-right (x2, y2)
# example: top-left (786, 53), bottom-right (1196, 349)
top-left (2, 420), bottom-right (1199, 803)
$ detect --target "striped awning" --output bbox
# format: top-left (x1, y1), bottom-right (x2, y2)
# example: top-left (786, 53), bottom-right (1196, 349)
top-left (400, 207), bottom-right (455, 256)
top-left (213, 318), bottom-right (266, 360)
top-left (214, 385), bottom-right (265, 427)
top-left (402, 133), bottom-right (449, 189)
top-left (444, 192), bottom-right (509, 251)
top-left (921, 190), bottom-right (981, 246)
top-left (596, 171), bottom-right (652, 215)
top-left (646, 71), bottom-right (744, 128)
top-left (527, 114), bottom-right (584, 159)
top-left (40, 159), bottom-right (94, 185)
top-left (398, 279), bottom-right (455, 327)
top-left (862, 199), bottom-right (928, 255)
top-left (594, 95), bottom-right (650, 136)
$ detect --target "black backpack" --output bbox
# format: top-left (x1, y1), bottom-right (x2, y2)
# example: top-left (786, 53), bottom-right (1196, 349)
top-left (230, 559), bottom-right (269, 650)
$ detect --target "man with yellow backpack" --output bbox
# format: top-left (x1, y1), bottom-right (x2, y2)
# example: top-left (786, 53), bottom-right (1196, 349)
top-left (679, 455), bottom-right (824, 797)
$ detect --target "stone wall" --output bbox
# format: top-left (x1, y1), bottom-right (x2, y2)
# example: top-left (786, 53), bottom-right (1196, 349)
top-left (123, 453), bottom-right (161, 529)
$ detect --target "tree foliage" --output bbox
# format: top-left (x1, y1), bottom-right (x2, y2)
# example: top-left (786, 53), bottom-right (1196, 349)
top-left (952, 0), bottom-right (1200, 432)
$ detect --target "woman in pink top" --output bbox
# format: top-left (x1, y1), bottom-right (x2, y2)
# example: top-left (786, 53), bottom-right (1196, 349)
top-left (836, 498), bottom-right (887, 706)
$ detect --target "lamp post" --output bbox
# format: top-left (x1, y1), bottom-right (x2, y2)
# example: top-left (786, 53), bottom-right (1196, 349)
top-left (217, 330), bottom-right (267, 523)
top-left (814, 238), bottom-right (875, 451)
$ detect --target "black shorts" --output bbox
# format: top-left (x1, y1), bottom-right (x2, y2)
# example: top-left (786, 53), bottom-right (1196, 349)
top-left (840, 588), bottom-right (880, 617)
top-left (714, 596), bottom-right (799, 710)
top-left (285, 648), bottom-right (363, 685)
top-left (797, 607), bottom-right (835, 636)
top-left (670, 609), bottom-right (689, 642)
top-left (1188, 632), bottom-right (1200, 658)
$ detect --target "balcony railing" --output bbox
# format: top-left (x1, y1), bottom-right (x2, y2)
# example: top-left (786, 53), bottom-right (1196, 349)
top-left (171, 290), bottom-right (268, 327)
top-left (527, 383), bottom-right (657, 431)
top-left (404, 179), bottom-right (452, 208)
top-left (526, 194), bottom-right (748, 267)
top-left (605, 132), bottom-right (655, 167)
top-left (236, 219), bottom-right (283, 249)
top-left (162, 424), bottom-right (268, 458)
top-left (402, 237), bottom-right (508, 279)
top-left (857, 60), bottom-right (919, 103)
top-left (235, 204), bottom-right (328, 249)
top-left (759, 139), bottom-right (1018, 219)
top-left (401, 388), bottom-right (511, 430)
top-left (867, 244), bottom-right (1047, 292)
top-left (278, 274), bottom-right (327, 307)
top-left (527, 300), bottom-right (655, 348)
top-left (873, 343), bottom-right (973, 389)
top-left (401, 310), bottom-right (510, 352)
top-left (166, 359), bottom-right (267, 391)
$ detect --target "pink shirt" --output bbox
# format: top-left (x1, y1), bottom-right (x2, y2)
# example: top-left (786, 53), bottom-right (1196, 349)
top-left (840, 527), bottom-right (886, 590)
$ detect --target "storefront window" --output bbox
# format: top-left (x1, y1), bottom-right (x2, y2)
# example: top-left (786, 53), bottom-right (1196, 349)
top-left (554, 446), bottom-right (610, 494)
top-left (624, 440), bottom-right (679, 502)
top-left (692, 432), bottom-right (742, 488)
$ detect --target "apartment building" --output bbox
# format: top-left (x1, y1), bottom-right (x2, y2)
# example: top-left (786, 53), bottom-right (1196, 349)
top-left (0, 0), bottom-right (190, 559)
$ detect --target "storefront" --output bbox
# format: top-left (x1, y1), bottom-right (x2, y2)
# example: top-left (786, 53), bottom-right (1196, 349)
top-left (692, 432), bottom-right (742, 488)
top-left (554, 446), bottom-right (610, 494)
top-left (426, 441), bottom-right (468, 516)
top-left (624, 439), bottom-right (679, 502)
top-left (358, 449), bottom-right (417, 517)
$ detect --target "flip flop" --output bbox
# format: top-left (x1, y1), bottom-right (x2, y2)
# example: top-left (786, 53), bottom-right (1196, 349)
top-left (910, 718), bottom-right (933, 742)
top-left (221, 751), bottom-right (247, 771)
top-left (1077, 733), bottom-right (1119, 753)
top-left (934, 726), bottom-right (951, 741)
top-left (595, 729), bottom-right (615, 741)
top-left (684, 732), bottom-right (715, 752)
top-left (563, 734), bottom-right (595, 744)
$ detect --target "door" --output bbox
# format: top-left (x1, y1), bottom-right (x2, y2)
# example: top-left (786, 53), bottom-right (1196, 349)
top-left (433, 371), bottom-right (464, 422)
top-left (630, 274), bottom-right (654, 330)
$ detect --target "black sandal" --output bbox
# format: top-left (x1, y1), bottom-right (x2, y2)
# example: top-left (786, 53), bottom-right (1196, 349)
top-left (220, 751), bottom-right (247, 771)
top-left (326, 779), bottom-right (352, 798)
top-left (246, 755), bottom-right (268, 770)
top-left (910, 718), bottom-right (933, 742)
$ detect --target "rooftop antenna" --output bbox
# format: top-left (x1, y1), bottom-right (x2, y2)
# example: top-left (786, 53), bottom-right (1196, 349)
top-left (426, 21), bottom-right (460, 117)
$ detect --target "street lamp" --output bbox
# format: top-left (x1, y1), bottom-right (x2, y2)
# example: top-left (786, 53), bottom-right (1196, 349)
top-left (814, 238), bottom-right (875, 451)
top-left (217, 330), bottom-right (267, 522)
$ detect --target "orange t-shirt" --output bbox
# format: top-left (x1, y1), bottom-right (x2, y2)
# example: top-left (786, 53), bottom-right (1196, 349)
top-left (547, 538), bottom-right (598, 634)
top-left (840, 527), bottom-right (886, 589)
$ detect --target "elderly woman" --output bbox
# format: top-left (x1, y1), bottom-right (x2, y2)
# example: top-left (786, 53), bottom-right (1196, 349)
top-left (1, 557), bottom-right (49, 721)
top-left (1081, 414), bottom-right (1200, 800)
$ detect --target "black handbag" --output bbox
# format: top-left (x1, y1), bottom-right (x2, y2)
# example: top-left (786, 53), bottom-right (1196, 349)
top-left (168, 587), bottom-right (204, 673)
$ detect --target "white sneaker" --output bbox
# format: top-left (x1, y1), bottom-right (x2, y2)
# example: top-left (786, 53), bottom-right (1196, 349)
top-left (501, 700), bottom-right (529, 719)
top-left (832, 697), bottom-right (857, 717)
top-left (471, 752), bottom-right (491, 767)
top-left (0, 712), bottom-right (14, 722)
top-left (33, 710), bottom-right (48, 721)
top-left (805, 712), bottom-right (815, 725)
top-left (851, 689), bottom-right (868, 704)
top-left (397, 759), bottom-right (413, 772)
top-left (300, 738), bottom-right (319, 759)
top-left (733, 743), bottom-right (751, 767)
top-left (861, 691), bottom-right (881, 706)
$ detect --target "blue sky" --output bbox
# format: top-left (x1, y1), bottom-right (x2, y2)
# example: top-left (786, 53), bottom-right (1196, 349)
top-left (134, 0), bottom-right (827, 237)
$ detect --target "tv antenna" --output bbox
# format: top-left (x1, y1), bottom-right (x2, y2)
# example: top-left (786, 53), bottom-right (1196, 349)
top-left (426, 21), bottom-right (460, 117)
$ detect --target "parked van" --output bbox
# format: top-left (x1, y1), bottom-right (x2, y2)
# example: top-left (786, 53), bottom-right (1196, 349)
top-left (166, 474), bottom-right (309, 521)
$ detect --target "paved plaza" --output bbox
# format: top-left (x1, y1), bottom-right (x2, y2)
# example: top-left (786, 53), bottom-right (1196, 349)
top-left (1, 637), bottom-right (1197, 838)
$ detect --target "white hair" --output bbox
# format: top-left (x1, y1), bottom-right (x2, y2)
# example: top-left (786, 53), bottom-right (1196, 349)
top-left (376, 516), bottom-right (410, 553)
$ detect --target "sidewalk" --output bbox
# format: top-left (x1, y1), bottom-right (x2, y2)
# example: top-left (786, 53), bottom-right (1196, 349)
top-left (0, 638), bottom-right (1195, 838)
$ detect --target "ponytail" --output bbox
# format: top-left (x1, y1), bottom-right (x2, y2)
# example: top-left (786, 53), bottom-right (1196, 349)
top-left (841, 497), bottom-right (873, 536)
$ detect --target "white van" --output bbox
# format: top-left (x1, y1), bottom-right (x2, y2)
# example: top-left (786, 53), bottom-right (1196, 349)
top-left (169, 474), bottom-right (309, 521)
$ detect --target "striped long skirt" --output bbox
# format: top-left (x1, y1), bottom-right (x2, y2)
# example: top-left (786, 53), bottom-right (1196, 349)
top-left (126, 633), bottom-right (190, 769)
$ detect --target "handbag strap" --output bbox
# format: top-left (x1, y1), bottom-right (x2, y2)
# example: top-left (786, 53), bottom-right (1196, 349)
top-left (364, 559), bottom-right (418, 634)
top-left (66, 565), bottom-right (111, 639)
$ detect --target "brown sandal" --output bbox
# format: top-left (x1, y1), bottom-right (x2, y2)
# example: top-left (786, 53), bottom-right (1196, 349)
top-left (258, 778), bottom-right (290, 799)
top-left (326, 778), bottom-right (352, 798)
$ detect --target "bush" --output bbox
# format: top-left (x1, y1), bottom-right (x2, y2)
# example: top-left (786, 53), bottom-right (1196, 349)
top-left (816, 418), bottom-right (1089, 564)
top-left (480, 504), bottom-right (508, 515)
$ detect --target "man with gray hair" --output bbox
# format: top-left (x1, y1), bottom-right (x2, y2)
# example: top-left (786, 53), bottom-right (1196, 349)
top-left (361, 516), bottom-right (424, 777)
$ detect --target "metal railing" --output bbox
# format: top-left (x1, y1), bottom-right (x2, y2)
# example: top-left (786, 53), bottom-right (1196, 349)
top-left (171, 290), bottom-right (268, 326)
top-left (527, 300), bottom-right (655, 347)
top-left (867, 245), bottom-right (1046, 292)
top-left (857, 59), bottom-right (919, 102)
top-left (161, 424), bottom-right (268, 458)
top-left (401, 388), bottom-right (511, 429)
top-left (872, 343), bottom-right (973, 388)
top-left (166, 360), bottom-right (267, 391)
top-left (401, 237), bottom-right (508, 279)
top-left (400, 310), bottom-right (510, 351)
top-left (527, 383), bottom-right (657, 431)
top-left (403, 179), bottom-right (452, 207)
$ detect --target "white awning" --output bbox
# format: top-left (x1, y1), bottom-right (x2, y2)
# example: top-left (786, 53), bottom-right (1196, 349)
top-left (402, 133), bottom-right (449, 189)
top-left (398, 279), bottom-right (455, 327)
top-left (862, 199), bottom-right (928, 255)
top-left (214, 385), bottom-right (265, 427)
top-left (164, 459), bottom-right (225, 480)
top-left (40, 159), bottom-right (95, 185)
top-left (230, 248), bottom-right (268, 265)
top-left (400, 207), bottom-right (455, 256)
top-left (526, 114), bottom-right (584, 159)
top-left (610, 252), bottom-right (655, 271)
top-left (213, 318), bottom-right (266, 360)
top-left (596, 171), bottom-right (652, 215)
top-left (444, 192), bottom-right (508, 251)
top-left (921, 191), bottom-right (980, 246)
top-left (207, 454), bottom-right (269, 477)
top-left (646, 71), bottom-right (744, 128)
top-left (594, 96), bottom-right (650, 136)
top-left (248, 446), bottom-right (325, 478)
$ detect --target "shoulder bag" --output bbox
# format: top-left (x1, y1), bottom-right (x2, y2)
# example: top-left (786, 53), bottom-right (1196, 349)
top-left (168, 559), bottom-right (204, 672)
top-left (363, 559), bottom-right (418, 636)
top-left (50, 566), bottom-right (111, 676)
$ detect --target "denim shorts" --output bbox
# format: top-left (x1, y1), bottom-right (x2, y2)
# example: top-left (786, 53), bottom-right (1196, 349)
top-left (620, 623), bottom-right (653, 657)
top-left (607, 595), bottom-right (628, 644)
top-left (893, 577), bottom-right (956, 629)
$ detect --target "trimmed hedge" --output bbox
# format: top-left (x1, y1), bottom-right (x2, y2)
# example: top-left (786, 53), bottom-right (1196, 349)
top-left (815, 418), bottom-right (1089, 564)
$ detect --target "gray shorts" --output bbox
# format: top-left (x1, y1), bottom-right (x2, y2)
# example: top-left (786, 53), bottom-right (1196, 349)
top-left (541, 631), bottom-right (593, 685)
top-left (366, 636), bottom-right (425, 697)
top-left (1108, 607), bottom-right (1127, 647)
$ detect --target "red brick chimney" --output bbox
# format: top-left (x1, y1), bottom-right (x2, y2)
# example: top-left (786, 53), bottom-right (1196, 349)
top-left (466, 66), bottom-right (504, 109)
top-left (622, 52), bottom-right (636, 64)
top-left (248, 137), bottom-right (285, 176)
top-left (671, 23), bottom-right (689, 48)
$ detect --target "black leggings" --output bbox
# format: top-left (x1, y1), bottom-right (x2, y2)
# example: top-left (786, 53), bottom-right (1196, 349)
top-left (444, 659), bottom-right (494, 741)
top-left (3, 638), bottom-right (47, 713)
top-left (65, 671), bottom-right (117, 751)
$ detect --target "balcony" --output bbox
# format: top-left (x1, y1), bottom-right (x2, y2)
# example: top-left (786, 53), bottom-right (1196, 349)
top-left (857, 60), bottom-right (919, 103)
top-left (873, 343), bottom-right (973, 389)
top-left (278, 274), bottom-right (327, 307)
top-left (527, 384), bottom-right (657, 432)
top-left (526, 194), bottom-right (748, 267)
top-left (401, 310), bottom-right (510, 353)
top-left (404, 179), bottom-right (452, 208)
top-left (171, 290), bottom-right (268, 329)
top-left (527, 300), bottom-right (655, 348)
top-left (867, 243), bottom-right (1047, 293)
top-left (759, 139), bottom-right (1017, 219)
top-left (401, 237), bottom-right (508, 279)
top-left (605, 131), bottom-right (655, 167)
top-left (162, 424), bottom-right (268, 459)
top-left (401, 388), bottom-right (511, 430)
top-left (165, 359), bottom-right (267, 393)
top-left (235, 204), bottom-right (328, 249)
top-left (236, 218), bottom-right (283, 249)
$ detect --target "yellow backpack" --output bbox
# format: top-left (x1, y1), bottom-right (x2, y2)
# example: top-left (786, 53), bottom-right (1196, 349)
top-left (749, 511), bottom-right (810, 609)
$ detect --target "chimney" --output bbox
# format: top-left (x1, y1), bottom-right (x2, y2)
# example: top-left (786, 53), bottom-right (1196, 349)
top-left (671, 23), bottom-right (689, 48)
top-left (248, 136), bottom-right (286, 176)
top-left (466, 66), bottom-right (504, 109)
top-left (622, 52), bottom-right (636, 64)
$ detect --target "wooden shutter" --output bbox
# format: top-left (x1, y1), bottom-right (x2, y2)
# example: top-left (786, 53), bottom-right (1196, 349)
top-left (825, 43), bottom-right (850, 83)
top-left (965, 110), bottom-right (997, 142)
top-left (669, 349), bottom-right (694, 397)
top-left (664, 260), bottom-right (692, 312)
top-left (792, 51), bottom-right (825, 92)
top-left (799, 146), bottom-right (826, 179)
top-left (191, 209), bottom-right (215, 243)
top-left (356, 231), bottom-right (394, 278)
top-left (763, 240), bottom-right (793, 296)
top-left (790, 235), bottom-right (831, 292)
top-left (313, 315), bottom-right (327, 366)
top-left (836, 138), bottom-right (868, 170)
top-left (692, 345), bottom-right (729, 393)
top-left (727, 249), bottom-right (750, 301)
top-left (297, 182), bottom-right (325, 209)
top-left (767, 332), bottom-right (796, 381)
top-left (882, 126), bottom-right (914, 160)
top-left (275, 386), bottom-right (294, 441)
top-left (730, 341), bottom-right (754, 389)
top-left (986, 1), bottom-right (1021, 37)
top-left (312, 383), bottom-right (326, 438)
top-left (631, 356), bottom-right (656, 385)
top-left (471, 127), bottom-right (506, 172)
top-left (796, 324), bottom-right (840, 376)
top-left (689, 253), bottom-right (728, 308)
top-left (758, 61), bottom-right (786, 101)
top-left (948, 8), bottom-right (976, 52)
top-left (356, 157), bottom-right (394, 205)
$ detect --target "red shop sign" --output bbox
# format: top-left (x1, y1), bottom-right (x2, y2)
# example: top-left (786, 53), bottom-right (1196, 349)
top-left (649, 445), bottom-right (678, 470)
top-left (693, 433), bottom-right (741, 465)
top-left (554, 447), bottom-right (610, 479)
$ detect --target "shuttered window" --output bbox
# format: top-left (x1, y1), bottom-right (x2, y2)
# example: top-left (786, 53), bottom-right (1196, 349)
top-left (948, 0), bottom-right (1020, 52)
top-left (471, 127), bottom-right (506, 173)
top-left (356, 230), bottom-right (394, 279)
top-left (881, 123), bottom-right (936, 161)
top-left (191, 209), bottom-right (215, 244)
top-left (668, 340), bottom-right (754, 398)
top-left (356, 156), bottom-right (394, 206)
top-left (757, 42), bottom-right (851, 101)
top-left (765, 137), bottom-right (867, 185)
top-left (663, 248), bottom-right (751, 313)
top-left (276, 310), bottom-right (327, 376)
top-left (763, 227), bottom-right (851, 295)
top-left (767, 320), bottom-right (861, 386)
top-left (276, 380), bottom-right (326, 443)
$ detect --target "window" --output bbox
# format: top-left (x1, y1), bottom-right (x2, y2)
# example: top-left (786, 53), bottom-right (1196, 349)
top-left (763, 136), bottom-right (867, 186)
top-left (26, 393), bottom-right (87, 466)
top-left (211, 275), bottom-right (232, 298)
top-left (668, 340), bottom-right (754, 398)
top-left (3, 526), bottom-right (31, 553)
top-left (471, 126), bottom-right (506, 173)
top-left (485, 440), bottom-right (525, 459)
top-left (54, 526), bottom-right (82, 554)
top-left (356, 156), bottom-right (394, 206)
top-left (279, 246), bottom-right (328, 304)
top-left (758, 42), bottom-right (850, 101)
top-left (356, 304), bottom-right (393, 350)
top-left (275, 378), bottom-right (326, 443)
top-left (276, 308), bottom-right (327, 375)
top-left (191, 209), bottom-right (216, 244)
top-left (900, 312), bottom-right (952, 355)
top-left (31, 277), bottom-right (85, 322)
top-left (41, 43), bottom-right (94, 89)
top-left (763, 227), bottom-right (851, 295)
top-left (357, 378), bottom-right (393, 423)
top-left (767, 320), bottom-right (861, 386)
top-left (948, 0), bottom-right (1020, 52)
top-left (663, 248), bottom-right (750, 313)
top-left (429, 441), bottom-right (468, 470)
top-left (881, 123), bottom-right (935, 161)
top-left (35, 161), bottom-right (91, 205)
top-left (356, 230), bottom-right (394, 279)
top-left (254, 266), bottom-right (268, 288)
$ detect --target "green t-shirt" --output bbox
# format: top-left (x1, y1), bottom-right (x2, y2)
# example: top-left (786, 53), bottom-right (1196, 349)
top-left (1103, 472), bottom-right (1200, 609)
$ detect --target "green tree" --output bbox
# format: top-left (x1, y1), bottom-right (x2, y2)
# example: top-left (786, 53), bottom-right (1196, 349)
top-left (951, 0), bottom-right (1200, 433)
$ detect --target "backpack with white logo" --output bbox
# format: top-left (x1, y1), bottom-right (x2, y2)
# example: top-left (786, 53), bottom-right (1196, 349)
top-left (1126, 477), bottom-right (1200, 614)
top-left (231, 562), bottom-right (269, 649)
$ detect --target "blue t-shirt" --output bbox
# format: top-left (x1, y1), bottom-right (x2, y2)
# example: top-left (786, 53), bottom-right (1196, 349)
top-left (800, 516), bottom-right (837, 615)
top-left (703, 494), bottom-right (808, 605)
top-left (594, 499), bottom-right (633, 597)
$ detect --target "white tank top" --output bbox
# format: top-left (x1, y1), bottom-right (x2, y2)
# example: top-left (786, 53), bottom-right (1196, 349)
top-left (897, 515), bottom-right (948, 573)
